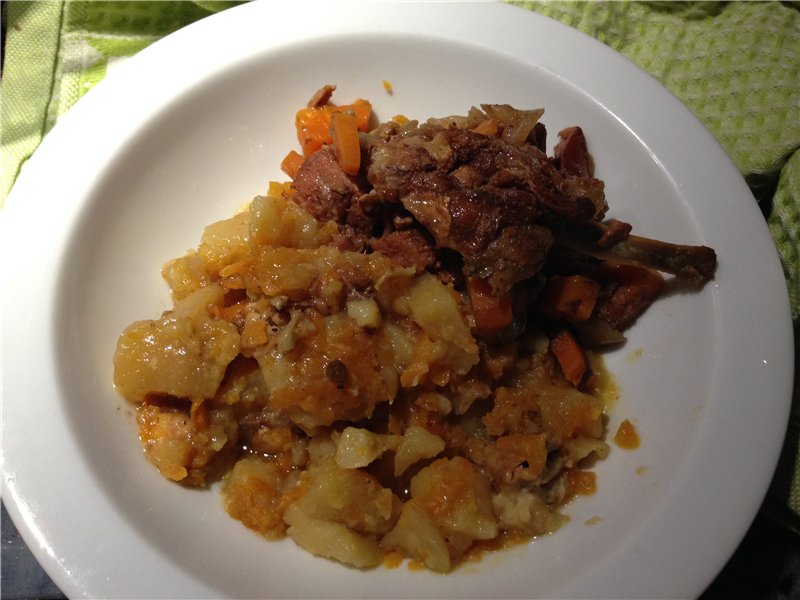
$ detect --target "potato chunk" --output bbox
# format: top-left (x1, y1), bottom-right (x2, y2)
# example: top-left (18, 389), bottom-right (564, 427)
top-left (394, 426), bottom-right (445, 476)
top-left (222, 456), bottom-right (291, 538)
top-left (284, 504), bottom-right (384, 569)
top-left (492, 489), bottom-right (568, 536)
top-left (114, 285), bottom-right (240, 403)
top-left (297, 461), bottom-right (400, 535)
top-left (198, 211), bottom-right (251, 275)
top-left (334, 427), bottom-right (399, 469)
top-left (407, 274), bottom-right (479, 377)
top-left (411, 457), bottom-right (498, 546)
top-left (137, 402), bottom-right (237, 485)
top-left (380, 500), bottom-right (451, 573)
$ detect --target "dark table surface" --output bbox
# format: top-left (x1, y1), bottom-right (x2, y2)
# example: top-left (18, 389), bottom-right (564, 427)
top-left (4, 496), bottom-right (800, 600)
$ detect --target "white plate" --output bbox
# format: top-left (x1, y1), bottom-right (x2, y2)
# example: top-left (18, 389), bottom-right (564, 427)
top-left (1, 2), bottom-right (793, 598)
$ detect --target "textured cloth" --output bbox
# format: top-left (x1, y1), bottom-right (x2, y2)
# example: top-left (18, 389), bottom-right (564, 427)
top-left (0, 0), bottom-right (239, 205)
top-left (1, 0), bottom-right (798, 510)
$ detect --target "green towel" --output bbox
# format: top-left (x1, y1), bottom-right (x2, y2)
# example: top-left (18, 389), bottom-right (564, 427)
top-left (2, 0), bottom-right (799, 514)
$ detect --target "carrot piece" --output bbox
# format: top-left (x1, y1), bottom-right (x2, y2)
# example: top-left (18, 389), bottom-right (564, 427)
top-left (467, 277), bottom-right (514, 335)
top-left (331, 111), bottom-right (361, 176)
top-left (538, 275), bottom-right (601, 322)
top-left (295, 107), bottom-right (331, 156)
top-left (347, 98), bottom-right (372, 130)
top-left (550, 329), bottom-right (588, 387)
top-left (295, 98), bottom-right (372, 157)
top-left (280, 150), bottom-right (304, 179)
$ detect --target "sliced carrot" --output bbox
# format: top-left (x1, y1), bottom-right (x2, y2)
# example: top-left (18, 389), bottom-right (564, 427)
top-left (538, 275), bottom-right (601, 322)
top-left (295, 106), bottom-right (331, 156)
top-left (550, 329), bottom-right (588, 387)
top-left (295, 98), bottom-right (372, 157)
top-left (280, 150), bottom-right (304, 180)
top-left (467, 277), bottom-right (514, 335)
top-left (331, 111), bottom-right (361, 176)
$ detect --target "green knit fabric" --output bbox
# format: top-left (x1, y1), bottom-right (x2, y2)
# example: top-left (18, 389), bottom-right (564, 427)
top-left (1, 0), bottom-right (799, 513)
top-left (0, 0), bottom-right (243, 205)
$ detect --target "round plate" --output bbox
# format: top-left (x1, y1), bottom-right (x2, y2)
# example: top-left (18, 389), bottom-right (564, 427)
top-left (1, 2), bottom-right (793, 598)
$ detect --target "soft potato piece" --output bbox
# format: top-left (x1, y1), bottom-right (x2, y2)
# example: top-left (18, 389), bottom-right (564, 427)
top-left (394, 425), bottom-right (445, 476)
top-left (137, 403), bottom-right (237, 486)
top-left (162, 251), bottom-right (211, 300)
top-left (137, 405), bottom-right (195, 482)
top-left (198, 211), bottom-right (251, 274)
top-left (114, 285), bottom-right (240, 403)
top-left (407, 273), bottom-right (478, 376)
top-left (492, 489), bottom-right (568, 536)
top-left (564, 436), bottom-right (610, 465)
top-left (251, 247), bottom-right (324, 300)
top-left (257, 312), bottom-right (398, 432)
top-left (222, 456), bottom-right (291, 538)
top-left (537, 384), bottom-right (605, 444)
top-left (380, 500), bottom-right (450, 573)
top-left (249, 194), bottom-right (320, 250)
top-left (297, 460), bottom-right (400, 535)
top-left (334, 427), bottom-right (399, 470)
top-left (346, 297), bottom-right (383, 329)
top-left (495, 433), bottom-right (548, 483)
top-left (411, 457), bottom-right (498, 543)
top-left (284, 504), bottom-right (384, 569)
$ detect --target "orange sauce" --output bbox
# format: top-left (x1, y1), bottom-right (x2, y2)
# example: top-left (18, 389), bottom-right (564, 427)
top-left (462, 529), bottom-right (531, 564)
top-left (565, 469), bottom-right (597, 500)
top-left (614, 419), bottom-right (640, 449)
top-left (407, 560), bottom-right (426, 572)
top-left (383, 551), bottom-right (404, 569)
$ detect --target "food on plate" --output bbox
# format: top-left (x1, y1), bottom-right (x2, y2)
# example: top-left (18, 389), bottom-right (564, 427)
top-left (113, 85), bottom-right (716, 572)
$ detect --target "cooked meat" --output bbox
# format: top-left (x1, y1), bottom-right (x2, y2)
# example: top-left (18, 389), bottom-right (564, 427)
top-left (307, 84), bottom-right (336, 108)
top-left (563, 220), bottom-right (717, 284)
top-left (554, 126), bottom-right (592, 178)
top-left (365, 124), bottom-right (610, 293)
top-left (293, 146), bottom-right (364, 222)
top-left (595, 219), bottom-right (632, 248)
top-left (594, 263), bottom-right (666, 329)
top-left (368, 228), bottom-right (437, 273)
top-left (288, 101), bottom-right (716, 340)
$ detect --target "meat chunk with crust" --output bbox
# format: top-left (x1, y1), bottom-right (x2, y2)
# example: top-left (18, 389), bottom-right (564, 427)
top-left (293, 146), bottom-right (364, 222)
top-left (368, 229), bottom-right (437, 273)
top-left (365, 124), bottom-right (605, 293)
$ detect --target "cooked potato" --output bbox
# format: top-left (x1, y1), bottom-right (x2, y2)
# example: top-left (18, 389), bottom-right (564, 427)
top-left (284, 504), bottom-right (385, 569)
top-left (492, 489), bottom-right (568, 536)
top-left (380, 500), bottom-right (450, 573)
top-left (114, 285), bottom-right (240, 403)
top-left (410, 457), bottom-right (498, 547)
top-left (334, 427), bottom-right (399, 469)
top-left (407, 274), bottom-right (479, 377)
top-left (222, 456), bottom-right (291, 538)
top-left (138, 402), bottom-right (237, 486)
top-left (296, 460), bottom-right (400, 535)
top-left (249, 194), bottom-right (320, 249)
top-left (394, 426), bottom-right (445, 476)
top-left (198, 211), bottom-right (251, 275)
